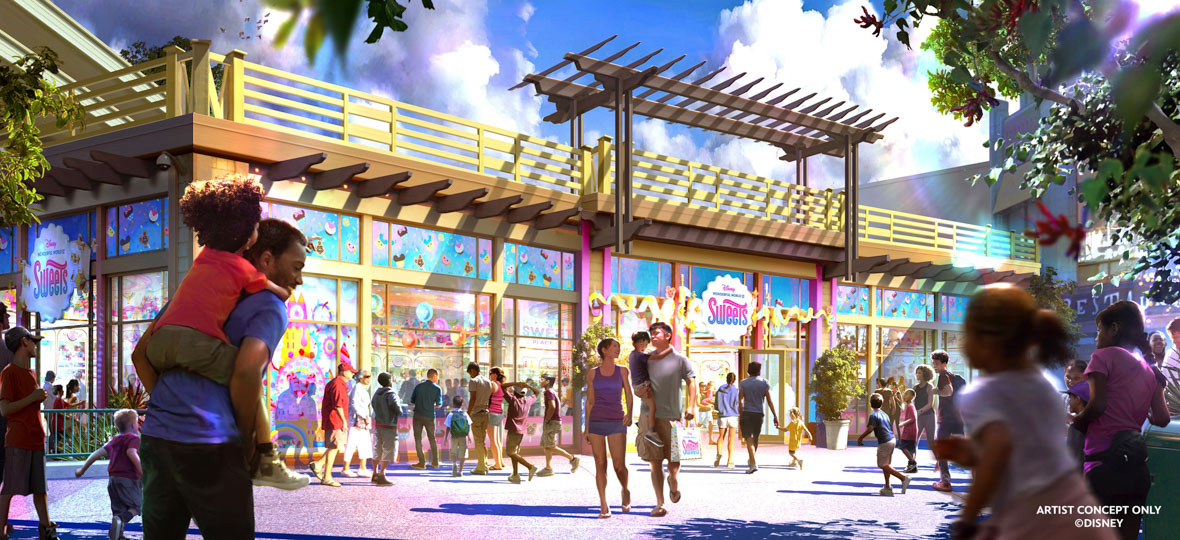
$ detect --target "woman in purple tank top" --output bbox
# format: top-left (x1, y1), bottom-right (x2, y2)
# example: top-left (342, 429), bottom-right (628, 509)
top-left (585, 338), bottom-right (634, 519)
top-left (488, 367), bottom-right (506, 470)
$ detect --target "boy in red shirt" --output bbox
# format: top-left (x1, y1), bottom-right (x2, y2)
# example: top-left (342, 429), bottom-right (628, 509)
top-left (0, 327), bottom-right (56, 540)
top-left (143, 176), bottom-right (305, 490)
top-left (500, 380), bottom-right (541, 484)
top-left (75, 409), bottom-right (142, 540)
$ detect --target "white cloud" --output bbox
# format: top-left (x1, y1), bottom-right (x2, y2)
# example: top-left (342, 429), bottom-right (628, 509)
top-left (518, 2), bottom-right (536, 24)
top-left (629, 0), bottom-right (990, 190)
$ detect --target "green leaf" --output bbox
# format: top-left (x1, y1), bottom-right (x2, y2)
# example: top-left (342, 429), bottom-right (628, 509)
top-left (949, 65), bottom-right (973, 84)
top-left (1112, 65), bottom-right (1162, 129)
top-left (1080, 178), bottom-right (1110, 209)
top-left (884, 0), bottom-right (897, 14)
top-left (1089, 271), bottom-right (1109, 282)
top-left (897, 29), bottom-right (910, 48)
top-left (263, 0), bottom-right (302, 8)
top-left (1019, 10), bottom-right (1053, 58)
top-left (1047, 17), bottom-right (1107, 86)
top-left (304, 13), bottom-right (325, 64)
top-left (274, 17), bottom-right (299, 49)
top-left (1092, 283), bottom-right (1104, 297)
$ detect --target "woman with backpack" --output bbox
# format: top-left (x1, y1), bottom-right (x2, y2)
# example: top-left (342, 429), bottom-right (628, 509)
top-left (584, 338), bottom-right (635, 519)
top-left (1072, 301), bottom-right (1171, 540)
top-left (932, 285), bottom-right (1116, 540)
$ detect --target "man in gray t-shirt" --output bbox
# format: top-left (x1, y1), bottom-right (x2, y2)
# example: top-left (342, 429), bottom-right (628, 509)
top-left (638, 321), bottom-right (696, 518)
top-left (738, 362), bottom-right (779, 474)
top-left (466, 363), bottom-right (494, 475)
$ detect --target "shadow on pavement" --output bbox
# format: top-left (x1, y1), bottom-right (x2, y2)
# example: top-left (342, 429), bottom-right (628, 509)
top-left (10, 520), bottom-right (373, 540)
top-left (639, 517), bottom-right (942, 538)
top-left (410, 503), bottom-right (653, 520)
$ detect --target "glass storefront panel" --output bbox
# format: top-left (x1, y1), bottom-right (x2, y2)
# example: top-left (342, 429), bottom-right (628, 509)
top-left (836, 324), bottom-right (869, 432)
top-left (106, 198), bottom-right (168, 257)
top-left (836, 285), bottom-right (870, 316)
top-left (876, 327), bottom-right (935, 389)
top-left (941, 331), bottom-right (975, 382)
top-left (612, 256), bottom-right (672, 297)
top-left (503, 297), bottom-right (575, 446)
top-left (876, 289), bottom-right (935, 321)
top-left (106, 271), bottom-right (167, 394)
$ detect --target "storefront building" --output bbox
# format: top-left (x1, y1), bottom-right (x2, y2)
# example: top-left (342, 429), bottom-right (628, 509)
top-left (20, 34), bottom-right (1043, 453)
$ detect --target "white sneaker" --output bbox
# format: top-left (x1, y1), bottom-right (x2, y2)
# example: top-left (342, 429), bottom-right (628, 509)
top-left (746, 465), bottom-right (758, 474)
top-left (109, 517), bottom-right (123, 540)
top-left (797, 458), bottom-right (804, 470)
top-left (901, 475), bottom-right (912, 494)
top-left (879, 487), bottom-right (894, 497)
top-left (253, 450), bottom-right (311, 490)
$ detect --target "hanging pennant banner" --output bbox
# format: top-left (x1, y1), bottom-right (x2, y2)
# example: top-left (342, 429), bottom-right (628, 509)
top-left (21, 224), bottom-right (91, 323)
top-left (700, 275), bottom-right (754, 342)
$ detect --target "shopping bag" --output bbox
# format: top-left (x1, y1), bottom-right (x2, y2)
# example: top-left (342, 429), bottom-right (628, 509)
top-left (670, 421), bottom-right (702, 462)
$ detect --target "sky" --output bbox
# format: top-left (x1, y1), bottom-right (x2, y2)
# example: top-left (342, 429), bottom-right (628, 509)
top-left (55, 0), bottom-right (1005, 190)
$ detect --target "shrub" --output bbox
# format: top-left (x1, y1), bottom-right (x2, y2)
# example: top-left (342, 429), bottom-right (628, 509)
top-left (809, 346), bottom-right (863, 421)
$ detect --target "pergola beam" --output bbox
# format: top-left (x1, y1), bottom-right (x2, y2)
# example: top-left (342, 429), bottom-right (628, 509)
top-left (48, 168), bottom-right (94, 191)
top-left (353, 171), bottom-right (411, 198)
top-left (397, 179), bottom-right (452, 206)
top-left (534, 207), bottom-right (581, 230)
top-left (62, 157), bottom-right (122, 184)
top-left (90, 151), bottom-right (154, 178)
top-left (474, 195), bottom-right (523, 219)
top-left (590, 219), bottom-right (651, 250)
top-left (506, 201), bottom-right (554, 223)
top-left (310, 163), bottom-right (370, 190)
top-left (267, 153), bottom-right (327, 181)
top-left (435, 188), bottom-right (489, 213)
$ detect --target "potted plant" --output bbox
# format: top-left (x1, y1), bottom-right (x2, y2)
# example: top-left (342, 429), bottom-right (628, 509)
top-left (809, 346), bottom-right (862, 450)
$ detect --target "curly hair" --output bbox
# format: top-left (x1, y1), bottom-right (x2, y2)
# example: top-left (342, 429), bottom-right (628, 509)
top-left (180, 175), bottom-right (264, 252)
top-left (914, 364), bottom-right (934, 383)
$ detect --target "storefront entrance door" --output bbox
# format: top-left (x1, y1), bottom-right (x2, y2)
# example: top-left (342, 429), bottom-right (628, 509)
top-left (739, 349), bottom-right (792, 441)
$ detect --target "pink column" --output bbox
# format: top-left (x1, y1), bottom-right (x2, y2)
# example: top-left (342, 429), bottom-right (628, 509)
top-left (578, 221), bottom-right (592, 335)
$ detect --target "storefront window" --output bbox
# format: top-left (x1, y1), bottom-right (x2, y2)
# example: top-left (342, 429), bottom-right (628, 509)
top-left (370, 284), bottom-right (491, 418)
top-left (263, 203), bottom-right (360, 263)
top-left (503, 298), bottom-right (574, 443)
top-left (941, 331), bottom-right (975, 382)
top-left (876, 327), bottom-right (935, 388)
top-left (836, 285), bottom-right (869, 316)
top-left (0, 227), bottom-right (16, 274)
top-left (108, 271), bottom-right (168, 393)
top-left (836, 324), bottom-right (869, 431)
top-left (611, 256), bottom-right (672, 297)
top-left (762, 275), bottom-right (809, 310)
top-left (106, 198), bottom-right (168, 257)
top-left (875, 289), bottom-right (935, 321)
top-left (505, 243), bottom-right (574, 290)
top-left (28, 212), bottom-right (96, 261)
top-left (940, 294), bottom-right (969, 324)
top-left (269, 275), bottom-right (359, 450)
top-left (374, 221), bottom-right (492, 279)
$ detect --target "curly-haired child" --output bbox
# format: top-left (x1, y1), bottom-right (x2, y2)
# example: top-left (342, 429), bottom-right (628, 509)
top-left (145, 175), bottom-right (306, 490)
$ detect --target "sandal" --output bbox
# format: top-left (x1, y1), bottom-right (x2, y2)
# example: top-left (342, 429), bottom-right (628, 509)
top-left (650, 507), bottom-right (668, 517)
top-left (321, 478), bottom-right (343, 487)
top-left (622, 488), bottom-right (632, 513)
top-left (670, 490), bottom-right (681, 503)
top-left (598, 510), bottom-right (612, 519)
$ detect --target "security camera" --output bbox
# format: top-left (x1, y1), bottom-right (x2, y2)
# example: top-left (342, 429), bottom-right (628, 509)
top-left (156, 153), bottom-right (173, 171)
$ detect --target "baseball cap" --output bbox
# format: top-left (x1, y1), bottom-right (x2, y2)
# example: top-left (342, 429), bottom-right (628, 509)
top-left (338, 361), bottom-right (357, 374)
top-left (4, 326), bottom-right (43, 353)
top-left (542, 374), bottom-right (556, 385)
top-left (1063, 381), bottom-right (1090, 403)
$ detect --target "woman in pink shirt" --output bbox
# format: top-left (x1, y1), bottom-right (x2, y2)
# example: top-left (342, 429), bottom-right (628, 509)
top-left (1073, 301), bottom-right (1170, 540)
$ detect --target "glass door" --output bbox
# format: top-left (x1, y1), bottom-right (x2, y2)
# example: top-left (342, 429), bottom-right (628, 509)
top-left (740, 349), bottom-right (790, 441)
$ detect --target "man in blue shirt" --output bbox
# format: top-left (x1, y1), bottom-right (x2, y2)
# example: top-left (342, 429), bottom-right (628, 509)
top-left (132, 218), bottom-right (306, 539)
top-left (410, 369), bottom-right (444, 469)
top-left (737, 362), bottom-right (779, 474)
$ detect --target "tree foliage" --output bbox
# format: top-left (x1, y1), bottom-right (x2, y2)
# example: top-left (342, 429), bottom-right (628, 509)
top-left (809, 347), bottom-right (863, 421)
top-left (570, 323), bottom-right (618, 395)
top-left (0, 48), bottom-right (85, 228)
top-left (856, 0), bottom-right (1180, 302)
top-left (1027, 266), bottom-right (1081, 357)
top-left (119, 36), bottom-right (224, 93)
top-left (265, 0), bottom-right (435, 63)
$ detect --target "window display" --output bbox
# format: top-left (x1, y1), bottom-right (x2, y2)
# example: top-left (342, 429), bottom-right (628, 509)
top-left (504, 243), bottom-right (574, 290)
top-left (611, 256), bottom-right (672, 297)
top-left (0, 227), bottom-right (16, 274)
top-left (940, 294), bottom-right (969, 324)
top-left (375, 221), bottom-right (492, 279)
top-left (263, 202), bottom-right (360, 263)
top-left (875, 289), bottom-right (935, 320)
top-left (836, 285), bottom-right (870, 316)
top-left (106, 198), bottom-right (168, 257)
top-left (107, 271), bottom-right (168, 393)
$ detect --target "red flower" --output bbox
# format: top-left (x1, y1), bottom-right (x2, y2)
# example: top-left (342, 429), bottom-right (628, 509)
top-left (1027, 200), bottom-right (1086, 259)
top-left (854, 6), bottom-right (884, 37)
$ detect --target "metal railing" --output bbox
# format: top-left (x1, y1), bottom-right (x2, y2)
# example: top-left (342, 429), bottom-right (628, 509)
top-left (44, 408), bottom-right (145, 460)
top-left (29, 41), bottom-right (1039, 265)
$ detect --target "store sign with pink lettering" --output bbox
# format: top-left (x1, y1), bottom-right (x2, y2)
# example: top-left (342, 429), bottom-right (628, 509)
top-left (20, 224), bottom-right (91, 323)
top-left (700, 275), bottom-right (754, 342)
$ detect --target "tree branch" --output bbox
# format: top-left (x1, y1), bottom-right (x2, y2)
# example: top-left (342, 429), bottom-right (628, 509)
top-left (1145, 103), bottom-right (1180, 159)
top-left (986, 47), bottom-right (1075, 107)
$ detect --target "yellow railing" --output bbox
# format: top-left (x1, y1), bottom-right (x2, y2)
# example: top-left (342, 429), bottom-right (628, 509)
top-left (30, 43), bottom-right (1037, 264)
top-left (858, 206), bottom-right (1039, 262)
top-left (589, 137), bottom-right (844, 231)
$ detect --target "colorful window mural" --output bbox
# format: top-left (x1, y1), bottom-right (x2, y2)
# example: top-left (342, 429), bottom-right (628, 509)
top-left (835, 324), bottom-right (869, 430)
top-left (836, 285), bottom-right (870, 316)
top-left (35, 278), bottom-right (96, 404)
top-left (505, 243), bottom-right (573, 290)
top-left (941, 331), bottom-right (975, 382)
top-left (0, 228), bottom-right (16, 274)
top-left (762, 275), bottom-right (810, 310)
top-left (940, 294), bottom-right (969, 324)
top-left (684, 266), bottom-right (753, 298)
top-left (108, 271), bottom-right (168, 393)
top-left (106, 198), bottom-right (168, 257)
top-left (371, 284), bottom-right (491, 417)
top-left (875, 289), bottom-right (935, 321)
top-left (269, 275), bottom-right (359, 451)
top-left (263, 203), bottom-right (360, 263)
top-left (374, 221), bottom-right (492, 279)
top-left (611, 257), bottom-right (672, 297)
top-left (28, 212), bottom-right (96, 260)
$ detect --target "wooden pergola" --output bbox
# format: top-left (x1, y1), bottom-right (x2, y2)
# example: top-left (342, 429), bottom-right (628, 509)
top-left (515, 36), bottom-right (897, 279)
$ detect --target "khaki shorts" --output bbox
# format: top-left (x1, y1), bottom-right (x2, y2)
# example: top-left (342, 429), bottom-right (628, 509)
top-left (876, 440), bottom-right (896, 467)
top-left (540, 420), bottom-right (561, 448)
top-left (374, 427), bottom-right (398, 462)
top-left (504, 432), bottom-right (524, 455)
top-left (324, 429), bottom-right (347, 450)
top-left (147, 325), bottom-right (239, 386)
top-left (636, 412), bottom-right (672, 462)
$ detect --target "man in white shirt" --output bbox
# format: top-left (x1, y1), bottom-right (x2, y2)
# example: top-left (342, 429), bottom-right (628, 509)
top-left (41, 370), bottom-right (56, 411)
top-left (1165, 318), bottom-right (1180, 375)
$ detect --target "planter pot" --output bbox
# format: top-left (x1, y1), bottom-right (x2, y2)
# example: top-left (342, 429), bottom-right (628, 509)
top-left (823, 419), bottom-right (850, 450)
